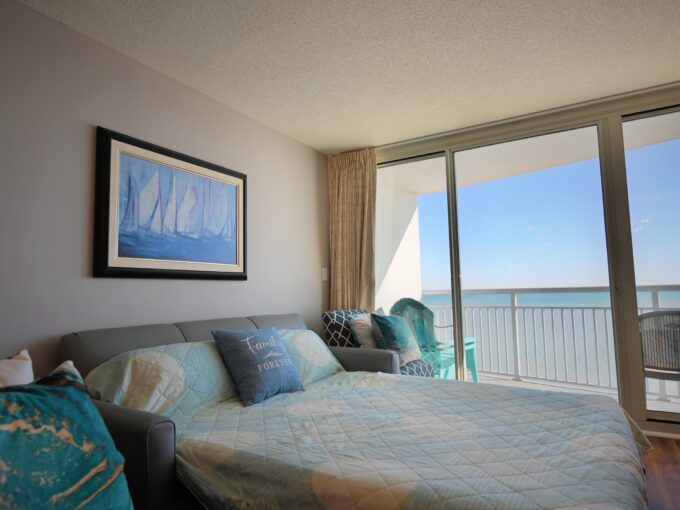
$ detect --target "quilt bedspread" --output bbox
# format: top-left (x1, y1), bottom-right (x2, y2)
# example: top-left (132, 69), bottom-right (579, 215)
top-left (172, 372), bottom-right (647, 510)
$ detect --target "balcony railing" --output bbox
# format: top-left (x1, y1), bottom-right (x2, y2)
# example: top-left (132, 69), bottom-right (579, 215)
top-left (426, 285), bottom-right (680, 402)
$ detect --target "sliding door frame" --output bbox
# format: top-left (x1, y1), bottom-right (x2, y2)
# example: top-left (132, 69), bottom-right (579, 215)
top-left (617, 105), bottom-right (680, 427)
top-left (376, 81), bottom-right (680, 435)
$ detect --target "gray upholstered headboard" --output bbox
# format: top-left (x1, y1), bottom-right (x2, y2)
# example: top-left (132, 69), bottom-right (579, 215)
top-left (60, 313), bottom-right (307, 376)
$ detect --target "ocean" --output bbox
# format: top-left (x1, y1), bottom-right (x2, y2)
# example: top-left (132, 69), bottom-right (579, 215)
top-left (421, 290), bottom-right (680, 309)
top-left (118, 232), bottom-right (237, 264)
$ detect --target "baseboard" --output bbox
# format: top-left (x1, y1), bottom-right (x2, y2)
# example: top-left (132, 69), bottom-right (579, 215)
top-left (643, 430), bottom-right (680, 440)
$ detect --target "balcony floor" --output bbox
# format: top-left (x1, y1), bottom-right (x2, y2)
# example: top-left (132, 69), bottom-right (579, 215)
top-left (473, 372), bottom-right (680, 415)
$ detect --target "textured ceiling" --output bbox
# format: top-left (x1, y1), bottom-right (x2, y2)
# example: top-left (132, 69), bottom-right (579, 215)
top-left (20, 0), bottom-right (680, 154)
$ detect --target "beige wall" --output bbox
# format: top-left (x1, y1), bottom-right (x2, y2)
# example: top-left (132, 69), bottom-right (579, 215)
top-left (0, 1), bottom-right (329, 376)
top-left (375, 171), bottom-right (422, 312)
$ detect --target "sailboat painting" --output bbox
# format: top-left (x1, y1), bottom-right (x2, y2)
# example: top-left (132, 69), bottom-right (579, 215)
top-left (94, 127), bottom-right (246, 279)
top-left (117, 152), bottom-right (238, 264)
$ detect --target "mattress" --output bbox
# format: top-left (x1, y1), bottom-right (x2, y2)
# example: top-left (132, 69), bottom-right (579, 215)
top-left (171, 371), bottom-right (647, 509)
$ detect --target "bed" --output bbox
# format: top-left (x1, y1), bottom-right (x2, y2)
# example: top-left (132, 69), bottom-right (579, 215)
top-left (62, 314), bottom-right (649, 510)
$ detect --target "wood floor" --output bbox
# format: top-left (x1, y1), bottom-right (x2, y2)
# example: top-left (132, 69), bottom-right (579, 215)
top-left (646, 436), bottom-right (680, 510)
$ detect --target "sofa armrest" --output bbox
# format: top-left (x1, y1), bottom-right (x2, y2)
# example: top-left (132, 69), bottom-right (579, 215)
top-left (329, 347), bottom-right (400, 374)
top-left (94, 400), bottom-right (176, 510)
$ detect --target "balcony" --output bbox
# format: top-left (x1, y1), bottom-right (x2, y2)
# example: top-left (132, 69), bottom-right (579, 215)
top-left (426, 286), bottom-right (680, 414)
top-left (376, 130), bottom-right (680, 419)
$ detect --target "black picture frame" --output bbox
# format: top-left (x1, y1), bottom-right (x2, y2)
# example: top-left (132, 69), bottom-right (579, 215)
top-left (94, 127), bottom-right (247, 280)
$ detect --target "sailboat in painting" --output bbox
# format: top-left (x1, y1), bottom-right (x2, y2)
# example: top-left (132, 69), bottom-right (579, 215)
top-left (163, 176), bottom-right (177, 237)
top-left (224, 200), bottom-right (236, 241)
top-left (138, 171), bottom-right (162, 236)
top-left (120, 174), bottom-right (139, 234)
top-left (177, 184), bottom-right (202, 239)
top-left (205, 186), bottom-right (228, 239)
top-left (117, 152), bottom-right (238, 265)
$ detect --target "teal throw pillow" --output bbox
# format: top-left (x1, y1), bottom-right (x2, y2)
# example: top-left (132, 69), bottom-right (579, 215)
top-left (0, 362), bottom-right (133, 509)
top-left (212, 328), bottom-right (304, 406)
top-left (371, 314), bottom-right (423, 367)
top-left (278, 329), bottom-right (344, 385)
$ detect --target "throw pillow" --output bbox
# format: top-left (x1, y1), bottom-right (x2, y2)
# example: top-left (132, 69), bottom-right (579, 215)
top-left (212, 328), bottom-right (304, 406)
top-left (371, 314), bottom-right (423, 366)
top-left (349, 314), bottom-right (378, 348)
top-left (278, 329), bottom-right (344, 385)
top-left (0, 362), bottom-right (133, 509)
top-left (85, 341), bottom-right (237, 416)
top-left (0, 349), bottom-right (34, 387)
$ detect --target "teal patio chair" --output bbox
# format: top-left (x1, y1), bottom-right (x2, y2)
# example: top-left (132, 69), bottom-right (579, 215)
top-left (391, 298), bottom-right (479, 382)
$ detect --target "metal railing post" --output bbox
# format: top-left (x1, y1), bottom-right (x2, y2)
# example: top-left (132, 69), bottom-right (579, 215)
top-left (649, 289), bottom-right (669, 401)
top-left (510, 292), bottom-right (522, 381)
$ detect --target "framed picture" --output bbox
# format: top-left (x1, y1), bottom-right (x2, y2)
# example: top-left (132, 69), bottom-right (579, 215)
top-left (94, 127), bottom-right (246, 279)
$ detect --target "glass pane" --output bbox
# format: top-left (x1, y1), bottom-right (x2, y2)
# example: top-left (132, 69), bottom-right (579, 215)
top-left (623, 110), bottom-right (680, 417)
top-left (454, 126), bottom-right (618, 397)
top-left (375, 156), bottom-right (458, 378)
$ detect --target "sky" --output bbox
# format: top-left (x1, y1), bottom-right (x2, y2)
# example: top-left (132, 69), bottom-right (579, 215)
top-left (417, 138), bottom-right (680, 292)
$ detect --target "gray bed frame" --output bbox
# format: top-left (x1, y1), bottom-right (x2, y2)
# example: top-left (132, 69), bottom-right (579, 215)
top-left (60, 313), bottom-right (399, 510)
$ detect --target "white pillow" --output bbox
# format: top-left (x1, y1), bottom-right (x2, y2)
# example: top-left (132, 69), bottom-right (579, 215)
top-left (349, 314), bottom-right (378, 348)
top-left (0, 349), bottom-right (34, 387)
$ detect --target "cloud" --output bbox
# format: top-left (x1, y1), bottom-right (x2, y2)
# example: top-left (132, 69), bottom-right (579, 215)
top-left (631, 217), bottom-right (652, 233)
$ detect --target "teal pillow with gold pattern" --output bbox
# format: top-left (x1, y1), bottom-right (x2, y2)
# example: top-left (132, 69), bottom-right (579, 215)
top-left (0, 361), bottom-right (133, 509)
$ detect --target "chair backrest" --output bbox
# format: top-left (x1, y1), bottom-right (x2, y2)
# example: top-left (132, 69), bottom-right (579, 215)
top-left (639, 310), bottom-right (680, 372)
top-left (390, 298), bottom-right (439, 355)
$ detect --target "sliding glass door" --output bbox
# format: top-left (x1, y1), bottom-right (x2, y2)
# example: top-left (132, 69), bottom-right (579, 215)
top-left (450, 127), bottom-right (618, 397)
top-left (376, 155), bottom-right (460, 378)
top-left (623, 109), bottom-right (680, 419)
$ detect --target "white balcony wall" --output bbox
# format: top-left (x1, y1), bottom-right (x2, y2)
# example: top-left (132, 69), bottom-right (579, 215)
top-left (375, 170), bottom-right (422, 312)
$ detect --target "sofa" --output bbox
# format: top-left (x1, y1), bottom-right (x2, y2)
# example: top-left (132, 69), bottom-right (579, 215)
top-left (60, 313), bottom-right (397, 510)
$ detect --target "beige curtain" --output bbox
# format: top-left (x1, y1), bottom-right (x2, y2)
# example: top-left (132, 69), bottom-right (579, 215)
top-left (328, 148), bottom-right (376, 311)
